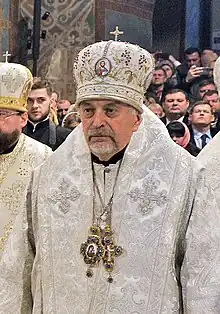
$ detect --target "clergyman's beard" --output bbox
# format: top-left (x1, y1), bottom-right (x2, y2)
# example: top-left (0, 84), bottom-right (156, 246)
top-left (87, 129), bottom-right (118, 160)
top-left (0, 129), bottom-right (20, 154)
top-left (89, 141), bottom-right (117, 159)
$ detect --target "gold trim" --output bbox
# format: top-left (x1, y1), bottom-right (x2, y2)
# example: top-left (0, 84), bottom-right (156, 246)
top-left (0, 134), bottom-right (26, 185)
top-left (0, 96), bottom-right (27, 112)
top-left (0, 221), bottom-right (13, 252)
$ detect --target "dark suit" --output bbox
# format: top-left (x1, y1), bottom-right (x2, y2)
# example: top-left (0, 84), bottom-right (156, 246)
top-left (185, 142), bottom-right (201, 157)
top-left (23, 119), bottom-right (71, 151)
top-left (215, 117), bottom-right (220, 132)
top-left (188, 124), bottom-right (218, 154)
top-left (160, 113), bottom-right (190, 126)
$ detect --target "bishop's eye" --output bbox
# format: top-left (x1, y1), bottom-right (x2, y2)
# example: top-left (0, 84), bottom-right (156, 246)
top-left (105, 107), bottom-right (117, 117)
top-left (83, 107), bottom-right (94, 117)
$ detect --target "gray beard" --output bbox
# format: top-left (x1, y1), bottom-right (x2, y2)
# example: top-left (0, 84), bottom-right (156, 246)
top-left (0, 129), bottom-right (20, 154)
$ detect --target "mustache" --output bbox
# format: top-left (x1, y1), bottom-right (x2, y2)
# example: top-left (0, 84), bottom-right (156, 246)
top-left (88, 129), bottom-right (115, 141)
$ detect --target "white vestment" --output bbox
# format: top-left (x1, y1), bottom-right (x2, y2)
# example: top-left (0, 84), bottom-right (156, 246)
top-left (0, 133), bottom-right (52, 258)
top-left (0, 108), bottom-right (211, 313)
top-left (180, 132), bottom-right (220, 313)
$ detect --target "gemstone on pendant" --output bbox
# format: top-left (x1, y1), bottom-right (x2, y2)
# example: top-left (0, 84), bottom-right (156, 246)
top-left (86, 268), bottom-right (93, 278)
top-left (107, 275), bottom-right (113, 283)
top-left (114, 246), bottom-right (123, 256)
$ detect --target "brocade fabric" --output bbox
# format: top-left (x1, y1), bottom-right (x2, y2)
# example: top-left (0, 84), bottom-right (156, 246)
top-left (0, 108), bottom-right (215, 313)
top-left (0, 133), bottom-right (52, 258)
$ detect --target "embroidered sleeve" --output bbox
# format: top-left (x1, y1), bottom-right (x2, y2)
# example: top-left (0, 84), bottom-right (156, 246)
top-left (181, 169), bottom-right (220, 313)
top-left (0, 178), bottom-right (35, 313)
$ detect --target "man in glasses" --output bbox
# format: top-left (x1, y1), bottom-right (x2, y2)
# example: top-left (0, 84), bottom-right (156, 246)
top-left (188, 100), bottom-right (217, 152)
top-left (0, 61), bottom-right (51, 259)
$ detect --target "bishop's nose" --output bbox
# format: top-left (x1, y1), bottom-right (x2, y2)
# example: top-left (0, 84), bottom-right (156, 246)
top-left (92, 111), bottom-right (106, 128)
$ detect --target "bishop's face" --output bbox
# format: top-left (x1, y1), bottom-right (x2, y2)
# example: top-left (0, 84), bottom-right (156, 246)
top-left (79, 100), bottom-right (142, 161)
top-left (0, 110), bottom-right (28, 153)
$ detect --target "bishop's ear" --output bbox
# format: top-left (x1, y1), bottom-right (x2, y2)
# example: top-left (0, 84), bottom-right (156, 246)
top-left (132, 113), bottom-right (143, 132)
top-left (20, 111), bottom-right (28, 128)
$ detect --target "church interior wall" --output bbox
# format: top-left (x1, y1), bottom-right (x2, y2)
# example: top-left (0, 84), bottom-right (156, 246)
top-left (152, 0), bottom-right (185, 58)
top-left (95, 0), bottom-right (155, 50)
top-left (19, 0), bottom-right (95, 102)
top-left (4, 0), bottom-right (216, 101)
top-left (0, 0), bottom-right (18, 61)
top-left (211, 0), bottom-right (220, 52)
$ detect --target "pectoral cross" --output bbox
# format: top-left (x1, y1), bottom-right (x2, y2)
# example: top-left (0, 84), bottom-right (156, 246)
top-left (3, 50), bottom-right (11, 62)
top-left (110, 26), bottom-right (123, 41)
top-left (102, 225), bottom-right (123, 283)
top-left (80, 224), bottom-right (123, 283)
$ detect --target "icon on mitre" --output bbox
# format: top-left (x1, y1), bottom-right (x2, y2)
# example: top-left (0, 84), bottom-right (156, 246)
top-left (95, 58), bottom-right (111, 77)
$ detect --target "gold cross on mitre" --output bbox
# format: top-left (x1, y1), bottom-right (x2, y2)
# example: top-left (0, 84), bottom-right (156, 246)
top-left (110, 26), bottom-right (123, 41)
top-left (3, 50), bottom-right (11, 62)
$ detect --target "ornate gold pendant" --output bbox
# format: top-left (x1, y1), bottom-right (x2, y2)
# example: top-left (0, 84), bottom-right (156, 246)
top-left (80, 224), bottom-right (123, 282)
top-left (80, 225), bottom-right (104, 278)
top-left (102, 225), bottom-right (123, 283)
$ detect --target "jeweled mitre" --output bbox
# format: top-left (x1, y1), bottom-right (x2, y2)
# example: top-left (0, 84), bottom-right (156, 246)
top-left (73, 41), bottom-right (155, 113)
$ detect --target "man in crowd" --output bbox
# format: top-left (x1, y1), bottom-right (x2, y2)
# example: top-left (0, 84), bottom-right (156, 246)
top-left (161, 88), bottom-right (190, 125)
top-left (196, 79), bottom-right (216, 100)
top-left (203, 89), bottom-right (220, 130)
top-left (0, 40), bottom-right (218, 312)
top-left (23, 78), bottom-right (71, 150)
top-left (176, 47), bottom-right (202, 84)
top-left (0, 61), bottom-right (51, 259)
top-left (188, 100), bottom-right (217, 152)
top-left (203, 89), bottom-right (220, 112)
top-left (176, 47), bottom-right (214, 101)
top-left (146, 66), bottom-right (167, 103)
top-left (57, 99), bottom-right (71, 125)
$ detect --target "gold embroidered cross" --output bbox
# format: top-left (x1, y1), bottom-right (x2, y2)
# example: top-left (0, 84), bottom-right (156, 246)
top-left (110, 26), bottom-right (123, 41)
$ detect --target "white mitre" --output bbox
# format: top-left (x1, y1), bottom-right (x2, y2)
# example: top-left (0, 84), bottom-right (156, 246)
top-left (73, 41), bottom-right (155, 113)
top-left (0, 60), bottom-right (33, 112)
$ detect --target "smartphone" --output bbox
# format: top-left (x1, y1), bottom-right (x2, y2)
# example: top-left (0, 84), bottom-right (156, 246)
top-left (200, 67), bottom-right (213, 76)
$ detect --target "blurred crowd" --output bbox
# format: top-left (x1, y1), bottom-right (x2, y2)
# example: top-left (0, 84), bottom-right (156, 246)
top-left (22, 47), bottom-right (219, 157)
top-left (145, 47), bottom-right (219, 156)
